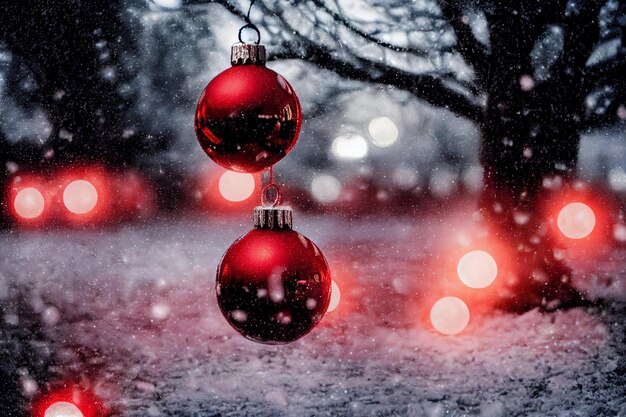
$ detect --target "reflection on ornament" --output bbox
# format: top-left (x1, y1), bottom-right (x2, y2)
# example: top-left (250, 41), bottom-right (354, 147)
top-left (430, 296), bottom-right (470, 335)
top-left (63, 180), bottom-right (98, 214)
top-left (557, 202), bottom-right (596, 239)
top-left (457, 250), bottom-right (498, 289)
top-left (195, 44), bottom-right (301, 173)
top-left (14, 187), bottom-right (45, 219)
top-left (216, 206), bottom-right (331, 344)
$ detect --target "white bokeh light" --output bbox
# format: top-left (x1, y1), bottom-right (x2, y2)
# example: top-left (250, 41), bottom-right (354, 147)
top-left (327, 280), bottom-right (341, 312)
top-left (368, 116), bottom-right (399, 147)
top-left (44, 402), bottom-right (84, 417)
top-left (430, 296), bottom-right (470, 335)
top-left (457, 250), bottom-right (498, 289)
top-left (63, 180), bottom-right (98, 215)
top-left (608, 168), bottom-right (626, 192)
top-left (557, 202), bottom-right (596, 239)
top-left (218, 171), bottom-right (255, 202)
top-left (392, 167), bottom-right (420, 190)
top-left (151, 302), bottom-right (171, 321)
top-left (429, 167), bottom-right (457, 198)
top-left (331, 134), bottom-right (368, 159)
top-left (14, 187), bottom-right (45, 219)
top-left (311, 174), bottom-right (341, 203)
top-left (462, 165), bottom-right (483, 194)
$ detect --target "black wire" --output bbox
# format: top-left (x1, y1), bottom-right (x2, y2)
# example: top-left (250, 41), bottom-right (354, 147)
top-left (238, 0), bottom-right (261, 44)
top-left (245, 0), bottom-right (256, 23)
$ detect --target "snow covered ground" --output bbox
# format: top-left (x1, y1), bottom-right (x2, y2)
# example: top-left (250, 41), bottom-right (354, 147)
top-left (1, 211), bottom-right (625, 416)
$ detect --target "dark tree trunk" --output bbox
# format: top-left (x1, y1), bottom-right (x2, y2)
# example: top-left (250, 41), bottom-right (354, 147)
top-left (0, 1), bottom-right (184, 224)
top-left (479, 1), bottom-right (596, 310)
top-left (480, 88), bottom-right (585, 311)
top-left (0, 1), bottom-right (125, 165)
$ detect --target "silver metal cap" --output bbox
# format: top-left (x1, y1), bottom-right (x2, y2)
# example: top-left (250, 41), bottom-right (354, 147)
top-left (231, 43), bottom-right (267, 66)
top-left (254, 206), bottom-right (293, 230)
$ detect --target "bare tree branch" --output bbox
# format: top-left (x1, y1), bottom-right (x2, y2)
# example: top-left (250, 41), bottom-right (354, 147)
top-left (185, 0), bottom-right (483, 121)
top-left (273, 39), bottom-right (484, 122)
top-left (437, 1), bottom-right (489, 89)
top-left (562, 0), bottom-right (624, 129)
top-left (309, 0), bottom-right (443, 56)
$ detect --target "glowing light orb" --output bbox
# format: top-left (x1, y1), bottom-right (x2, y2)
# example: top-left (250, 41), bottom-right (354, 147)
top-left (327, 280), bottom-right (341, 312)
top-left (151, 302), bottom-right (171, 321)
top-left (44, 402), bottom-right (84, 417)
top-left (311, 174), bottom-right (342, 203)
top-left (368, 116), bottom-right (399, 147)
top-left (331, 134), bottom-right (368, 159)
top-left (218, 171), bottom-right (255, 202)
top-left (14, 187), bottom-right (45, 219)
top-left (63, 180), bottom-right (98, 214)
top-left (430, 296), bottom-right (470, 335)
top-left (392, 167), bottom-right (419, 190)
top-left (457, 250), bottom-right (498, 289)
top-left (557, 202), bottom-right (596, 239)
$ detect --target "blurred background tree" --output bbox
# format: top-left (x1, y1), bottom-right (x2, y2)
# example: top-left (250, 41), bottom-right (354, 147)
top-left (1, 0), bottom-right (625, 309)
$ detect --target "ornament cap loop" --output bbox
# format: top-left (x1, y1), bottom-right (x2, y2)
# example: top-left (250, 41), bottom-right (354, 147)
top-left (231, 42), bottom-right (266, 66)
top-left (254, 206), bottom-right (293, 230)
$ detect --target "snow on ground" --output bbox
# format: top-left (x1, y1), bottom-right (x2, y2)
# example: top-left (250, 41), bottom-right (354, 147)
top-left (1, 212), bottom-right (625, 416)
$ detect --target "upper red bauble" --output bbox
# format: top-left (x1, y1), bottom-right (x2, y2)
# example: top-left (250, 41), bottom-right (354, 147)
top-left (195, 65), bottom-right (302, 173)
top-left (216, 228), bottom-right (331, 344)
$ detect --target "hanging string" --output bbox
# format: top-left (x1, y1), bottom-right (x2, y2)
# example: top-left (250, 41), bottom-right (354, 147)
top-left (238, 0), bottom-right (261, 44)
top-left (245, 0), bottom-right (257, 22)
top-left (262, 166), bottom-right (282, 207)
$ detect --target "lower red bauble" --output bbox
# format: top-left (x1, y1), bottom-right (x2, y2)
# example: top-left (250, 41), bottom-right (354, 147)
top-left (216, 228), bottom-right (331, 344)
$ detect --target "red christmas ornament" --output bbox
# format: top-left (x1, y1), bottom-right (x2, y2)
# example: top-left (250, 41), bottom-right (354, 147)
top-left (216, 206), bottom-right (331, 344)
top-left (195, 43), bottom-right (302, 173)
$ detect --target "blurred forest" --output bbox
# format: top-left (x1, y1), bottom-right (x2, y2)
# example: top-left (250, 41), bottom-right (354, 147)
top-left (0, 0), bottom-right (625, 304)
top-left (0, 2), bottom-right (625, 416)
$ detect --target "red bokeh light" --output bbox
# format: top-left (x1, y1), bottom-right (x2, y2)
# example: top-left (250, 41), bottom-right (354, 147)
top-left (410, 216), bottom-right (518, 333)
top-left (14, 187), bottom-right (46, 219)
top-left (191, 163), bottom-right (261, 214)
top-left (557, 202), bottom-right (596, 239)
top-left (31, 384), bottom-right (106, 417)
top-left (112, 171), bottom-right (156, 220)
top-left (542, 183), bottom-right (613, 249)
top-left (429, 296), bottom-right (470, 335)
top-left (63, 180), bottom-right (98, 215)
top-left (55, 167), bottom-right (112, 225)
top-left (457, 249), bottom-right (498, 289)
top-left (318, 256), bottom-right (359, 324)
top-left (433, 235), bottom-right (514, 311)
top-left (6, 174), bottom-right (53, 227)
top-left (6, 166), bottom-right (158, 227)
top-left (218, 171), bottom-right (256, 202)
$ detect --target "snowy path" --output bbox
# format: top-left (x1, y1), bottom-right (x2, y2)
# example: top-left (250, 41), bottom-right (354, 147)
top-left (1, 213), bottom-right (625, 416)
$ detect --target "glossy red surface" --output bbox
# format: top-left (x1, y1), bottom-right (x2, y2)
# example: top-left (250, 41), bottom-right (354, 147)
top-left (216, 228), bottom-right (331, 344)
top-left (195, 65), bottom-right (302, 173)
